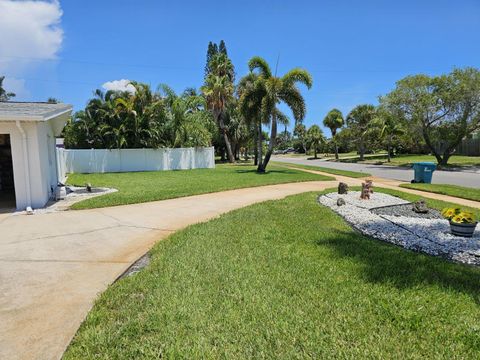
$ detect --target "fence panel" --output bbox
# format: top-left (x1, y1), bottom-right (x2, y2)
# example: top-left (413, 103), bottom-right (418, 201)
top-left (57, 147), bottom-right (215, 174)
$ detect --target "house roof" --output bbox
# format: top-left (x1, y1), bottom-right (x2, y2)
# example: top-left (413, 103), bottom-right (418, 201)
top-left (0, 102), bottom-right (73, 122)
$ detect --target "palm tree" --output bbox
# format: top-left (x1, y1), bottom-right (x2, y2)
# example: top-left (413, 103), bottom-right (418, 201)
top-left (0, 76), bottom-right (15, 101)
top-left (240, 56), bottom-right (312, 172)
top-left (201, 53), bottom-right (236, 162)
top-left (306, 125), bottom-right (325, 158)
top-left (346, 104), bottom-right (376, 161)
top-left (370, 109), bottom-right (405, 162)
top-left (323, 108), bottom-right (344, 160)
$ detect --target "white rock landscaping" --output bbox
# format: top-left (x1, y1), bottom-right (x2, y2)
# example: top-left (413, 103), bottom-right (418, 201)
top-left (318, 191), bottom-right (480, 266)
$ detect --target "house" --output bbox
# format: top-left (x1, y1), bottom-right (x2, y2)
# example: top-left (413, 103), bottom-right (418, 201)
top-left (0, 102), bottom-right (72, 210)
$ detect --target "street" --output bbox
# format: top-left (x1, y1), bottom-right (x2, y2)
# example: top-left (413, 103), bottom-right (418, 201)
top-left (273, 156), bottom-right (480, 188)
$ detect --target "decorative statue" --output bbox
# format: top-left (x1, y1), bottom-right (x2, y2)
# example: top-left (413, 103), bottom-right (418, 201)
top-left (337, 198), bottom-right (346, 206)
top-left (360, 180), bottom-right (373, 200)
top-left (338, 182), bottom-right (349, 194)
top-left (412, 199), bottom-right (429, 214)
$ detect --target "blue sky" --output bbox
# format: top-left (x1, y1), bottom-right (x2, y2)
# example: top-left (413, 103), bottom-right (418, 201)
top-left (1, 0), bottom-right (479, 135)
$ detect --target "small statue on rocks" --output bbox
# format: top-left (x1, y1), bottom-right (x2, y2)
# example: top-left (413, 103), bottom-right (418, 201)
top-left (338, 182), bottom-right (349, 194)
top-left (86, 183), bottom-right (92, 192)
top-left (412, 199), bottom-right (429, 214)
top-left (360, 180), bottom-right (373, 200)
top-left (337, 198), bottom-right (346, 206)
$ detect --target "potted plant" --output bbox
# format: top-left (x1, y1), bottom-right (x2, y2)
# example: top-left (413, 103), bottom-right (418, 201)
top-left (441, 207), bottom-right (478, 237)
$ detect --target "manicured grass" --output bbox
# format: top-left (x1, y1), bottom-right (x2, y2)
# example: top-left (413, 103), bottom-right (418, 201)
top-left (66, 163), bottom-right (333, 209)
top-left (273, 161), bottom-right (371, 178)
top-left (341, 154), bottom-right (480, 167)
top-left (65, 189), bottom-right (480, 359)
top-left (400, 183), bottom-right (480, 203)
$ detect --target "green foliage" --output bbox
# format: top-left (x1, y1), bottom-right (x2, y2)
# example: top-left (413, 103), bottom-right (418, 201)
top-left (346, 104), bottom-right (377, 160)
top-left (63, 82), bottom-right (212, 149)
top-left (0, 76), bottom-right (15, 101)
top-left (306, 124), bottom-right (325, 158)
top-left (323, 108), bottom-right (344, 136)
top-left (380, 67), bottom-right (480, 165)
top-left (400, 183), bottom-right (480, 202)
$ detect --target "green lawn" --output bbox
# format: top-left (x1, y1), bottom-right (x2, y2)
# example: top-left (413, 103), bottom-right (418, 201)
top-left (273, 161), bottom-right (371, 178)
top-left (341, 154), bottom-right (480, 167)
top-left (66, 163), bottom-right (333, 209)
top-left (400, 183), bottom-right (480, 203)
top-left (65, 188), bottom-right (480, 359)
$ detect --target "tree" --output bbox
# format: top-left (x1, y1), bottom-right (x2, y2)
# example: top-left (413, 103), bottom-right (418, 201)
top-left (240, 56), bottom-right (312, 172)
top-left (47, 97), bottom-right (58, 103)
top-left (293, 123), bottom-right (307, 153)
top-left (201, 53), bottom-right (236, 162)
top-left (0, 76), bottom-right (15, 101)
top-left (306, 125), bottom-right (325, 158)
top-left (323, 108), bottom-right (344, 160)
top-left (346, 104), bottom-right (376, 161)
top-left (204, 42), bottom-right (219, 79)
top-left (380, 68), bottom-right (480, 166)
top-left (370, 108), bottom-right (405, 162)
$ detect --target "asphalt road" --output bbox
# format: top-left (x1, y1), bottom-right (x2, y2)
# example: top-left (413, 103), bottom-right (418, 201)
top-left (272, 156), bottom-right (480, 188)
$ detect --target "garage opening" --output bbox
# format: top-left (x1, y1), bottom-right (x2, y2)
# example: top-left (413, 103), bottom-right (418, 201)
top-left (0, 134), bottom-right (15, 209)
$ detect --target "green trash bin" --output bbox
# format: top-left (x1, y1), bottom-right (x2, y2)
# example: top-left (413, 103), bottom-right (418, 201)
top-left (412, 162), bottom-right (436, 183)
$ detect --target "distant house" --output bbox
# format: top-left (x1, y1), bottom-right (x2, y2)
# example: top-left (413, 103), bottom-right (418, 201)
top-left (0, 102), bottom-right (72, 210)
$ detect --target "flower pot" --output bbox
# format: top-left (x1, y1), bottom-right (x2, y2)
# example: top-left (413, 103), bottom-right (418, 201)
top-left (449, 221), bottom-right (478, 237)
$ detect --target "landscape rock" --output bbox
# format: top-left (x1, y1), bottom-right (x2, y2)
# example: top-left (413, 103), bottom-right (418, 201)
top-left (338, 182), bottom-right (349, 194)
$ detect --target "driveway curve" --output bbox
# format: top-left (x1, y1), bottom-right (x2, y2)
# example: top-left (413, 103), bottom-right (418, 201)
top-left (0, 180), bottom-right (337, 360)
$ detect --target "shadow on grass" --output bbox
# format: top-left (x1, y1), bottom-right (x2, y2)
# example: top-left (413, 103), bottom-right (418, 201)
top-left (317, 229), bottom-right (480, 303)
top-left (234, 168), bottom-right (298, 175)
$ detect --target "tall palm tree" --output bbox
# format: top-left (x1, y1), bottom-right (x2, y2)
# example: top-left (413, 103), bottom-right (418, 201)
top-left (323, 108), bottom-right (344, 160)
top-left (240, 56), bottom-right (312, 172)
top-left (201, 53), bottom-right (236, 162)
top-left (306, 125), bottom-right (325, 158)
top-left (346, 104), bottom-right (376, 161)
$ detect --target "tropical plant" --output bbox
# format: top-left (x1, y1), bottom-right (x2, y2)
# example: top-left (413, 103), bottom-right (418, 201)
top-left (380, 68), bottom-right (480, 166)
top-left (369, 108), bottom-right (405, 162)
top-left (346, 104), bottom-right (376, 161)
top-left (201, 53), bottom-right (236, 162)
top-left (306, 125), bottom-right (325, 158)
top-left (293, 123), bottom-right (307, 153)
top-left (323, 108), bottom-right (344, 160)
top-left (0, 76), bottom-right (15, 101)
top-left (239, 56), bottom-right (312, 172)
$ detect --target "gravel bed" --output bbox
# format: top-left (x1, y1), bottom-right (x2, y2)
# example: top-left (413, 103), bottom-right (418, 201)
top-left (371, 203), bottom-right (443, 219)
top-left (318, 191), bottom-right (480, 266)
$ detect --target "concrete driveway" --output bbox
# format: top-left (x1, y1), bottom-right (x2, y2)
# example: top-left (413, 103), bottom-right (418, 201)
top-left (0, 181), bottom-right (338, 360)
top-left (273, 156), bottom-right (480, 188)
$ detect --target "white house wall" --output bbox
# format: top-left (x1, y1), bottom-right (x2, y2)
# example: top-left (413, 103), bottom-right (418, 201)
top-left (0, 121), bottom-right (59, 210)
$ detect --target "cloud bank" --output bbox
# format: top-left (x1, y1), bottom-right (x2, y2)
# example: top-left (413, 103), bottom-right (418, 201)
top-left (0, 0), bottom-right (64, 97)
top-left (102, 79), bottom-right (136, 94)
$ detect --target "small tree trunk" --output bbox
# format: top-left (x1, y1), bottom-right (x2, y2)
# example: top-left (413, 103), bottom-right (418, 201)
top-left (359, 138), bottom-right (365, 161)
top-left (217, 112), bottom-right (235, 163)
top-left (253, 125), bottom-right (258, 165)
top-left (387, 140), bottom-right (391, 162)
top-left (257, 123), bottom-right (263, 172)
top-left (334, 143), bottom-right (339, 160)
top-left (314, 146), bottom-right (318, 159)
top-left (259, 113), bottom-right (277, 172)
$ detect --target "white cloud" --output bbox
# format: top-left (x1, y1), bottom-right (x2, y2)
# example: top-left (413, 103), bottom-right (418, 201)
top-left (0, 0), bottom-right (63, 98)
top-left (102, 79), bottom-right (136, 94)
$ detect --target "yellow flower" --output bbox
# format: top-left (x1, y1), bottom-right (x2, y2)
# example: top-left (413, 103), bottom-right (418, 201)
top-left (451, 215), bottom-right (463, 223)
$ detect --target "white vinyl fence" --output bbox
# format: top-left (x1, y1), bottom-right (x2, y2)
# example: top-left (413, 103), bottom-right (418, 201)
top-left (56, 147), bottom-right (215, 179)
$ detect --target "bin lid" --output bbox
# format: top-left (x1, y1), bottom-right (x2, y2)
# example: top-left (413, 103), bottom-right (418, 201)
top-left (413, 162), bottom-right (436, 165)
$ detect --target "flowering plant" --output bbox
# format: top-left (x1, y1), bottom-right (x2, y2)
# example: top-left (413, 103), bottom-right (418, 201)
top-left (441, 207), bottom-right (477, 224)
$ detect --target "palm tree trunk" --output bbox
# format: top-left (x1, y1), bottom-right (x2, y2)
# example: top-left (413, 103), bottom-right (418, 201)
top-left (387, 136), bottom-right (392, 162)
top-left (334, 143), bottom-right (339, 160)
top-left (217, 112), bottom-right (235, 163)
top-left (260, 113), bottom-right (277, 172)
top-left (257, 123), bottom-right (263, 170)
